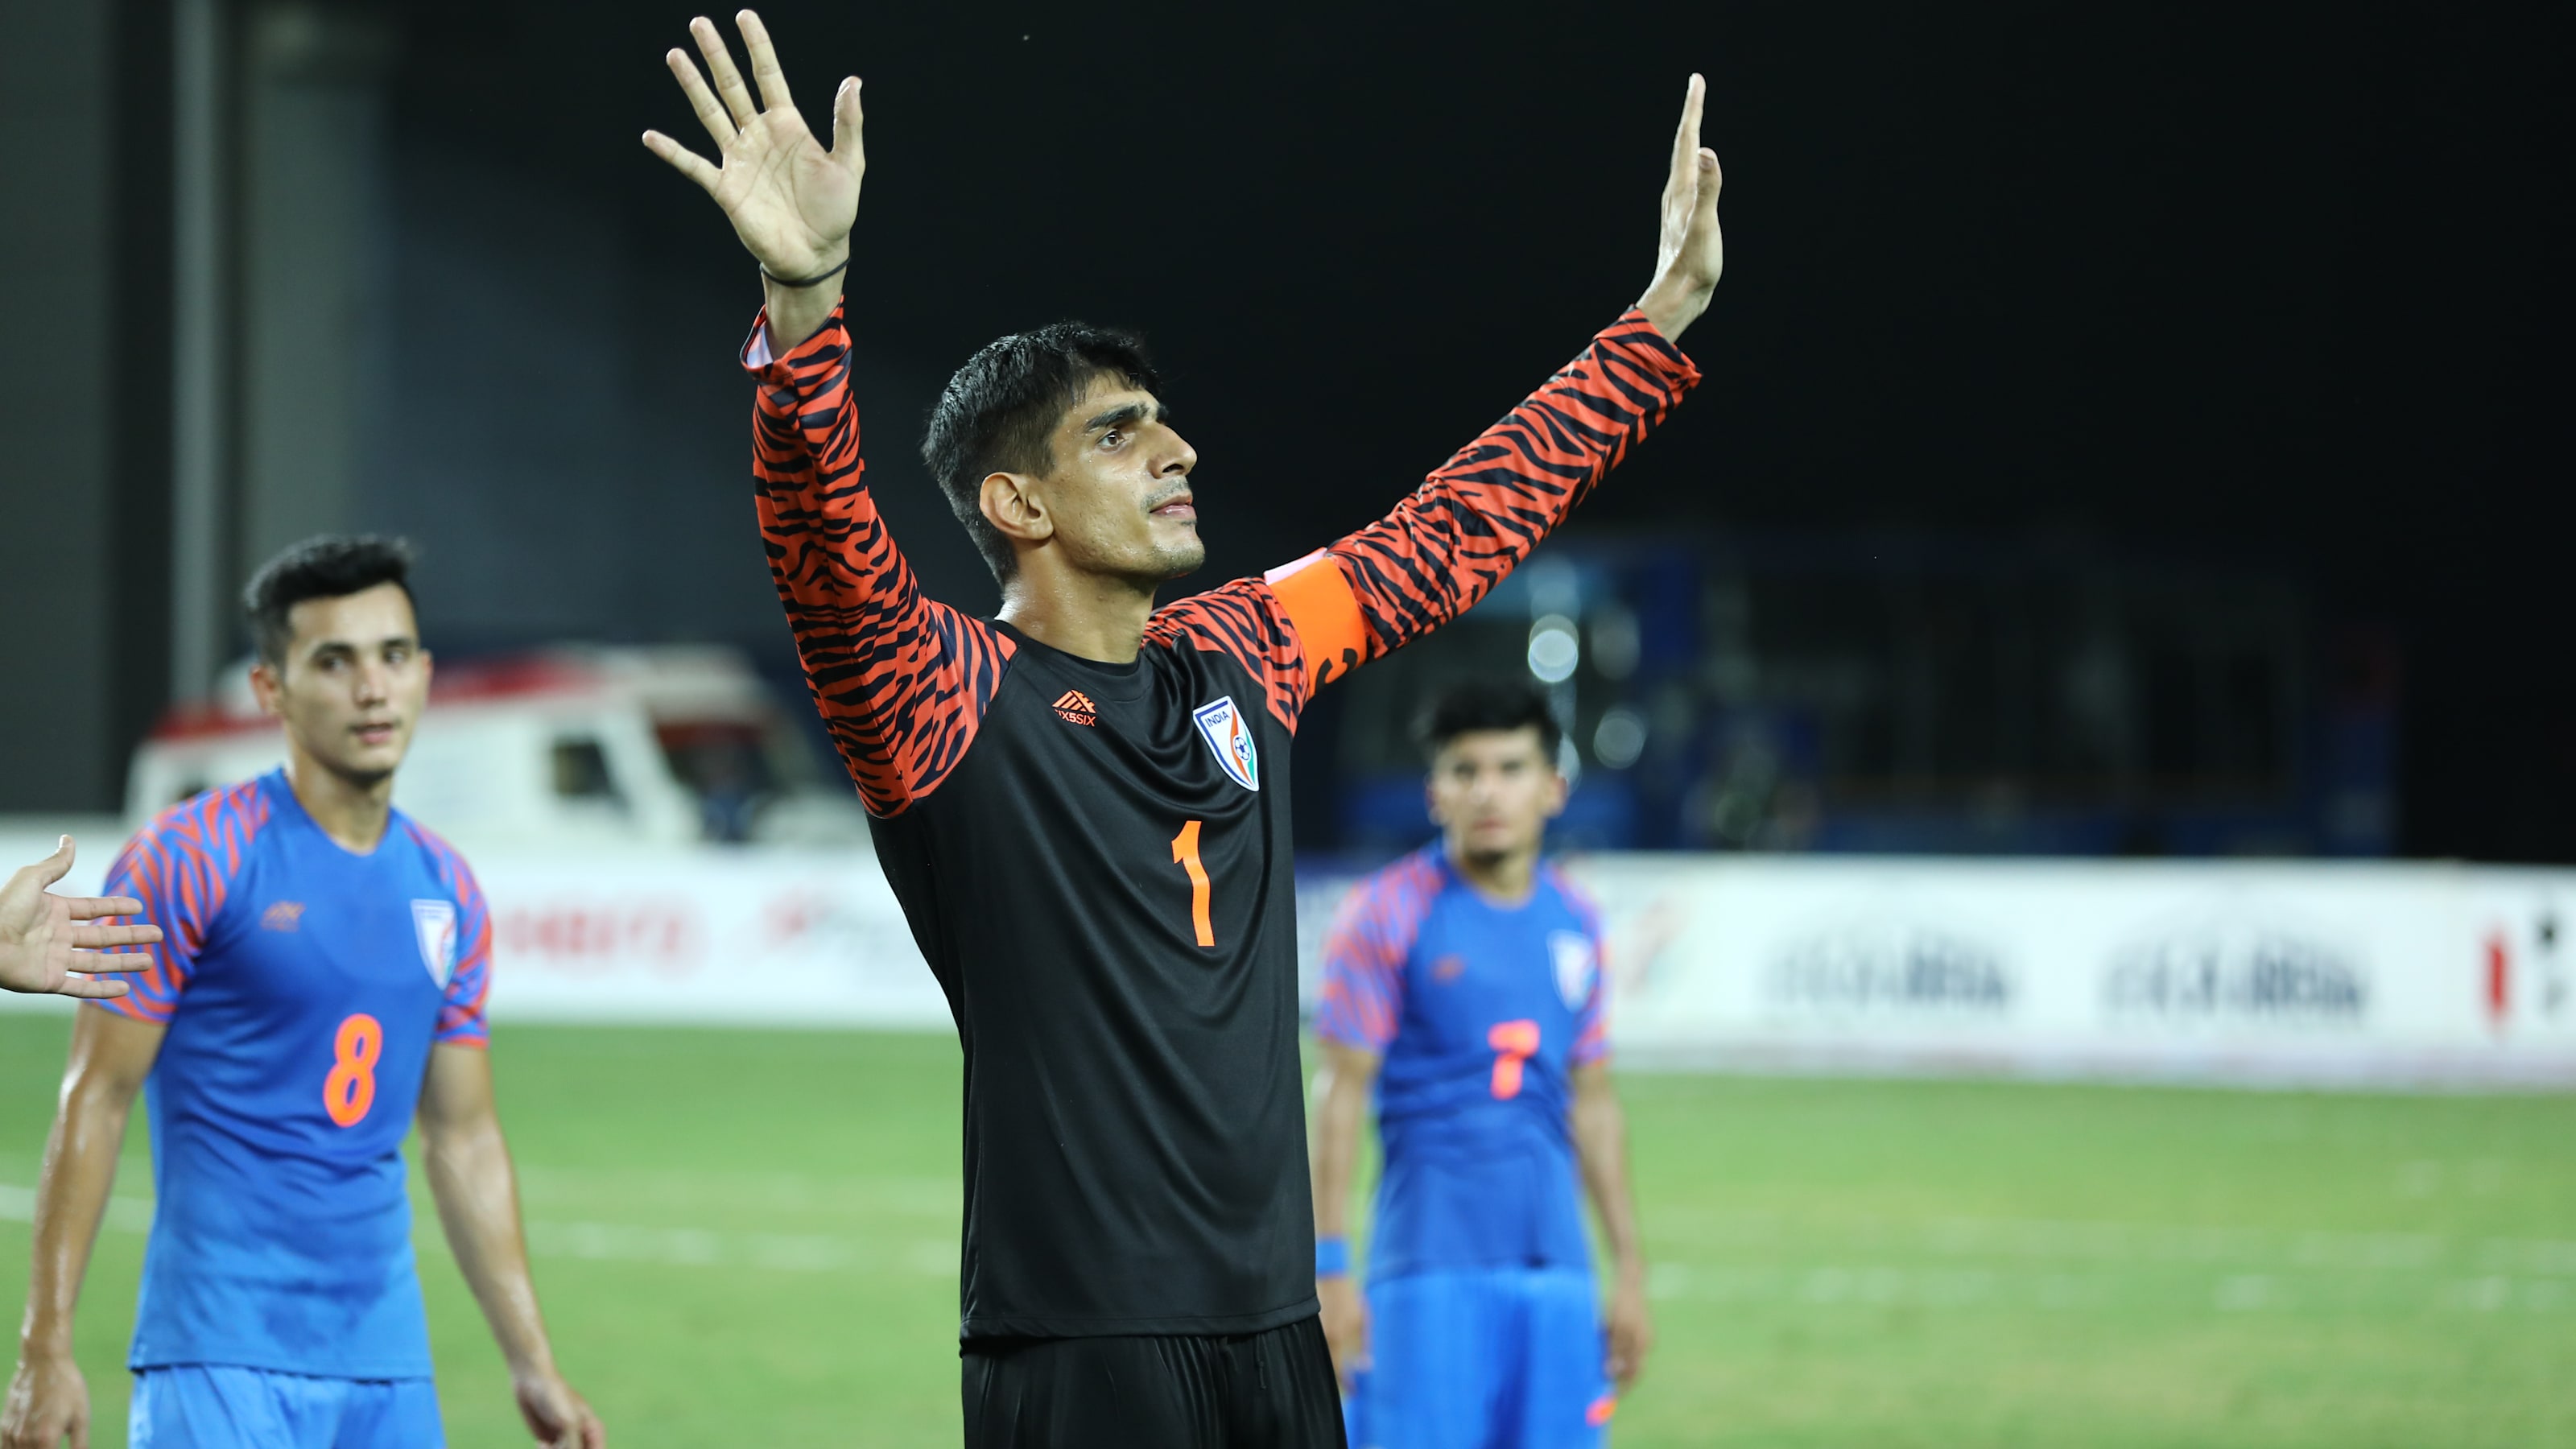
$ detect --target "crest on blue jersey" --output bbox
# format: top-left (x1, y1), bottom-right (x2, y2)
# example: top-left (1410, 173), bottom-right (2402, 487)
top-left (1549, 930), bottom-right (1596, 1011)
top-left (1191, 696), bottom-right (1261, 792)
top-left (411, 900), bottom-right (458, 989)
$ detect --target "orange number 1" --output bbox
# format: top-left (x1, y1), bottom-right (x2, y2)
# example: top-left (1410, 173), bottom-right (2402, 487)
top-left (1488, 1019), bottom-right (1540, 1100)
top-left (324, 1013), bottom-right (384, 1128)
top-left (1170, 819), bottom-right (1215, 947)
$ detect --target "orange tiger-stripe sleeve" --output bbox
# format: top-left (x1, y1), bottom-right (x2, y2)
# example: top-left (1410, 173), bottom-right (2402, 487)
top-left (1311, 308), bottom-right (1699, 668)
top-left (1149, 312), bottom-right (1695, 729)
top-left (745, 304), bottom-right (1013, 818)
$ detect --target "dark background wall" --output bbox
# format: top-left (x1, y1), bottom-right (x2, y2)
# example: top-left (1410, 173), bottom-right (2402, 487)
top-left (0, 0), bottom-right (171, 811)
top-left (2, 0), bottom-right (2566, 859)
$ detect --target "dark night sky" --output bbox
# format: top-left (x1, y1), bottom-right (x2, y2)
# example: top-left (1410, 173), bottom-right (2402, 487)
top-left (386, 1), bottom-right (2571, 859)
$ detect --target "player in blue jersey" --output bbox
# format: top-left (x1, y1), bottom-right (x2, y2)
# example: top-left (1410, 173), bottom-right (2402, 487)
top-left (1311, 679), bottom-right (1653, 1448)
top-left (2, 538), bottom-right (602, 1449)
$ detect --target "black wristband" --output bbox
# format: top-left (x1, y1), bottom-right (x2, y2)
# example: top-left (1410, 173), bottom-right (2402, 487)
top-left (760, 256), bottom-right (849, 289)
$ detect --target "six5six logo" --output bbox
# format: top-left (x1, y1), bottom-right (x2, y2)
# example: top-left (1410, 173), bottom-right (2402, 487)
top-left (1192, 696), bottom-right (1260, 791)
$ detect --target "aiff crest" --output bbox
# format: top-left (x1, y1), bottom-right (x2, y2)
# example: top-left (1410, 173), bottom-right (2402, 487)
top-left (411, 900), bottom-right (458, 989)
top-left (1191, 696), bottom-right (1260, 791)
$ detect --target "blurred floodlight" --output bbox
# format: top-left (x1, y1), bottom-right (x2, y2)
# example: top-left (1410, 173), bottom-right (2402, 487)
top-left (1594, 706), bottom-right (1649, 770)
top-left (1528, 614), bottom-right (1580, 683)
top-left (1590, 605), bottom-right (1642, 681)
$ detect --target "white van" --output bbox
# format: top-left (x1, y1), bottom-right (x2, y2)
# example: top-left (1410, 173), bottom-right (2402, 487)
top-left (127, 646), bottom-right (869, 851)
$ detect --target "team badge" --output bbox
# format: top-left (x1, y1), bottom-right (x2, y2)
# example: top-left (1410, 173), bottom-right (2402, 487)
top-left (1550, 931), bottom-right (1597, 1011)
top-left (412, 900), bottom-right (459, 989)
top-left (1191, 696), bottom-right (1261, 791)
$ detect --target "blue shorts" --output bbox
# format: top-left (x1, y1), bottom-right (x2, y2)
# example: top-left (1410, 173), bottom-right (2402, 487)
top-left (1346, 1267), bottom-right (1615, 1449)
top-left (130, 1366), bottom-right (444, 1449)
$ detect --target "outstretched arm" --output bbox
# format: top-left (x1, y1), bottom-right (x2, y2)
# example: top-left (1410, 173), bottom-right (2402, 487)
top-left (646, 11), bottom-right (1009, 816)
top-left (1269, 77), bottom-right (1722, 686)
top-left (419, 1046), bottom-right (603, 1449)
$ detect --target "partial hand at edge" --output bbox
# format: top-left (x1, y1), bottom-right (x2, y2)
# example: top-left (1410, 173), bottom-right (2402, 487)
top-left (0, 1352), bottom-right (91, 1449)
top-left (0, 838), bottom-right (160, 1000)
top-left (1635, 74), bottom-right (1725, 345)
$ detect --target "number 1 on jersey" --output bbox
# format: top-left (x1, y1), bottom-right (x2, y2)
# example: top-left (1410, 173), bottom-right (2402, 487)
top-left (1170, 819), bottom-right (1216, 947)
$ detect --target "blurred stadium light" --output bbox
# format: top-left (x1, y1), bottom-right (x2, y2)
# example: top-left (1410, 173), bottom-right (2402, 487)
top-left (1328, 534), bottom-right (2398, 859)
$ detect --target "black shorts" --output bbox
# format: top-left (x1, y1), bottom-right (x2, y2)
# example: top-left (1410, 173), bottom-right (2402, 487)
top-left (961, 1315), bottom-right (1347, 1449)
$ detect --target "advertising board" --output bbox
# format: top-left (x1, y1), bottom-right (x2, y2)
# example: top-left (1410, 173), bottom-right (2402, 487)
top-left (1546, 857), bottom-right (2576, 1086)
top-left (7, 829), bottom-right (2570, 1086)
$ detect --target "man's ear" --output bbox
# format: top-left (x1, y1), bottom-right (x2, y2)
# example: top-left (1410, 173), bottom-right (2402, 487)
top-left (248, 661), bottom-right (286, 720)
top-left (980, 471), bottom-right (1054, 547)
top-left (1543, 766), bottom-right (1571, 821)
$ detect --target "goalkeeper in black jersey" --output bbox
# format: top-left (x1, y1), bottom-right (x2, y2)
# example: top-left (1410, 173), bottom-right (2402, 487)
top-left (643, 12), bottom-right (1724, 1445)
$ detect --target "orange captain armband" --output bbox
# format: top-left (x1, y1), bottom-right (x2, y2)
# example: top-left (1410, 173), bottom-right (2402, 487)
top-left (1265, 550), bottom-right (1368, 691)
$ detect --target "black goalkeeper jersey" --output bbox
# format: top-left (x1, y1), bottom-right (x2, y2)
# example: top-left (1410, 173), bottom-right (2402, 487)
top-left (739, 303), bottom-right (1698, 1340)
top-left (875, 623), bottom-right (1312, 1336)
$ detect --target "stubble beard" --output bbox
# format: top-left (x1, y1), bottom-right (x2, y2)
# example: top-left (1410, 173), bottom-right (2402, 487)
top-left (1154, 535), bottom-right (1208, 580)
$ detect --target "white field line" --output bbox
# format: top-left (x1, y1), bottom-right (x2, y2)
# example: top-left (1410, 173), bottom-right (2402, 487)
top-left (1633, 1209), bottom-right (2576, 1313)
top-left (1649, 1207), bottom-right (2576, 1277)
top-left (1641, 1261), bottom-right (2573, 1315)
top-left (522, 1220), bottom-right (956, 1277)
top-left (0, 1184), bottom-right (152, 1232)
top-left (7, 1185), bottom-right (2564, 1307)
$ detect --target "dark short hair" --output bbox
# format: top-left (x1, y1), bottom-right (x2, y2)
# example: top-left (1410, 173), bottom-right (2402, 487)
top-left (242, 535), bottom-right (417, 665)
top-left (1415, 677), bottom-right (1563, 765)
top-left (921, 322), bottom-right (1162, 583)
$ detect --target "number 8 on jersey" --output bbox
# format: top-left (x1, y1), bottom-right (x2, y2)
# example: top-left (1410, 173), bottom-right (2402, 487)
top-left (324, 1012), bottom-right (384, 1128)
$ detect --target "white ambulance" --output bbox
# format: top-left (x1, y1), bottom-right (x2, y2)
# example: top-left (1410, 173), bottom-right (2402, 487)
top-left (126, 646), bottom-right (869, 851)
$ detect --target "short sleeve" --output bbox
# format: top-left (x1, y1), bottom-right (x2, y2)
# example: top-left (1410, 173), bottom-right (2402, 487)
top-left (1315, 857), bottom-right (1444, 1053)
top-left (91, 837), bottom-right (200, 1025)
top-left (1567, 888), bottom-right (1611, 1068)
top-left (89, 782), bottom-right (266, 1026)
top-left (1315, 885), bottom-right (1405, 1053)
top-left (437, 859), bottom-right (492, 1048)
top-left (409, 824), bottom-right (492, 1048)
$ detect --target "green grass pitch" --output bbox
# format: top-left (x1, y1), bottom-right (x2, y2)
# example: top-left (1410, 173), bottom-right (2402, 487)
top-left (2, 1015), bottom-right (2570, 1447)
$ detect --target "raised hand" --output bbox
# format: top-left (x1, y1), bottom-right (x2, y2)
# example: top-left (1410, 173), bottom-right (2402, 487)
top-left (1637, 74), bottom-right (1725, 343)
top-left (0, 838), bottom-right (160, 1001)
top-left (642, 10), bottom-right (861, 285)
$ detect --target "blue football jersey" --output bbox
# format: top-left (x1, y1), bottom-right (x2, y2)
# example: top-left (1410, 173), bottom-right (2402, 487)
top-left (97, 770), bottom-right (493, 1378)
top-left (1315, 845), bottom-right (1608, 1281)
